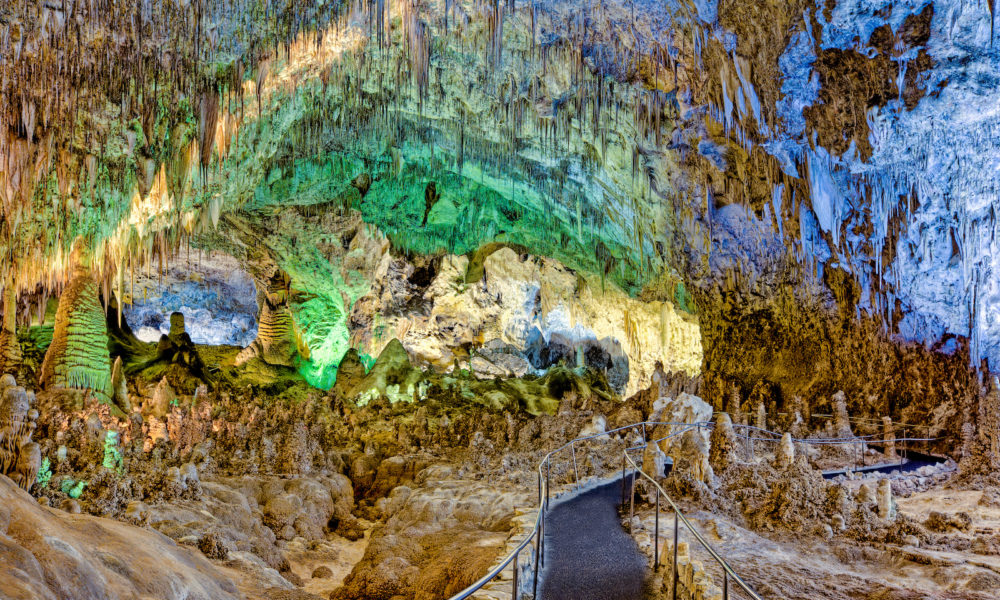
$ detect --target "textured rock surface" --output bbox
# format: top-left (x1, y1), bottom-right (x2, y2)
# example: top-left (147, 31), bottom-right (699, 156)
top-left (0, 286), bottom-right (22, 373)
top-left (332, 465), bottom-right (525, 600)
top-left (351, 247), bottom-right (701, 398)
top-left (0, 475), bottom-right (239, 600)
top-left (39, 248), bottom-right (112, 403)
top-left (125, 253), bottom-right (258, 347)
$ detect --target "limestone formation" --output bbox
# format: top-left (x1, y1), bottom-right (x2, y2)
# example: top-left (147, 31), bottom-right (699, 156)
top-left (832, 391), bottom-right (853, 438)
top-left (152, 311), bottom-right (206, 376)
top-left (977, 377), bottom-right (1000, 472)
top-left (856, 483), bottom-right (875, 504)
top-left (39, 240), bottom-right (112, 402)
top-left (669, 427), bottom-right (714, 486)
top-left (0, 285), bottom-right (21, 372)
top-left (111, 356), bottom-right (131, 412)
top-left (0, 377), bottom-right (40, 491)
top-left (755, 401), bottom-right (767, 430)
top-left (882, 416), bottom-right (898, 461)
top-left (726, 384), bottom-right (743, 425)
top-left (708, 412), bottom-right (738, 472)
top-left (790, 410), bottom-right (806, 438)
top-left (774, 432), bottom-right (795, 469)
top-left (148, 377), bottom-right (177, 419)
top-left (236, 273), bottom-right (301, 368)
top-left (642, 441), bottom-right (669, 482)
top-left (877, 479), bottom-right (895, 520)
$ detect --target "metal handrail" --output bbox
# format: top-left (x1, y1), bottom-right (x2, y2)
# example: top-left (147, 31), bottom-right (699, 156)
top-left (448, 420), bottom-right (695, 600)
top-left (623, 446), bottom-right (764, 600)
top-left (449, 416), bottom-right (937, 600)
top-left (449, 421), bottom-right (753, 600)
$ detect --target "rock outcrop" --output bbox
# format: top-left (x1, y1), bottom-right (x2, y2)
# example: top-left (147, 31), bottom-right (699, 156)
top-left (350, 248), bottom-right (701, 398)
top-left (0, 475), bottom-right (240, 600)
top-left (0, 375), bottom-right (39, 490)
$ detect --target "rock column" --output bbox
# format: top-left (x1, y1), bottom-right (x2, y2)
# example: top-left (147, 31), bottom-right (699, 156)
top-left (0, 375), bottom-right (40, 491)
top-left (832, 391), bottom-right (852, 437)
top-left (40, 239), bottom-right (112, 402)
top-left (882, 416), bottom-right (898, 461)
top-left (0, 285), bottom-right (21, 372)
top-left (236, 270), bottom-right (300, 367)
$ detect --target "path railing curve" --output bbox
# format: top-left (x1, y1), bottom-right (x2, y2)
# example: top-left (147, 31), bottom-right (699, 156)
top-left (623, 441), bottom-right (764, 600)
top-left (449, 416), bottom-right (940, 600)
top-left (447, 420), bottom-right (763, 600)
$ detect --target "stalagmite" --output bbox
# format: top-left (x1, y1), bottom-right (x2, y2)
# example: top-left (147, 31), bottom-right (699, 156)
top-left (832, 391), bottom-right (853, 438)
top-left (39, 238), bottom-right (113, 403)
top-left (148, 377), bottom-right (176, 419)
top-left (857, 483), bottom-right (875, 504)
top-left (708, 412), bottom-right (737, 472)
top-left (727, 384), bottom-right (744, 425)
top-left (0, 285), bottom-right (21, 372)
top-left (755, 401), bottom-right (767, 430)
top-left (236, 273), bottom-right (301, 368)
top-left (877, 479), bottom-right (895, 520)
top-left (882, 416), bottom-right (898, 461)
top-left (111, 356), bottom-right (130, 412)
top-left (774, 432), bottom-right (795, 469)
top-left (0, 376), bottom-right (40, 491)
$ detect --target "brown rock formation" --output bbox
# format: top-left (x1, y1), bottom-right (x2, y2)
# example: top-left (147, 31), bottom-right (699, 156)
top-left (0, 476), bottom-right (240, 600)
top-left (0, 375), bottom-right (39, 491)
top-left (0, 285), bottom-right (21, 373)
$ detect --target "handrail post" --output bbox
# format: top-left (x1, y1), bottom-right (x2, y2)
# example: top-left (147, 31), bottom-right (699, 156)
top-left (642, 421), bottom-right (647, 442)
top-left (545, 461), bottom-right (550, 510)
top-left (532, 523), bottom-right (540, 597)
top-left (572, 441), bottom-right (579, 487)
top-left (629, 462), bottom-right (635, 524)
top-left (671, 510), bottom-right (679, 600)
top-left (621, 451), bottom-right (626, 504)
top-left (903, 427), bottom-right (908, 462)
top-left (539, 508), bottom-right (545, 568)
top-left (512, 550), bottom-right (518, 600)
top-left (654, 488), bottom-right (660, 570)
top-left (723, 570), bottom-right (729, 600)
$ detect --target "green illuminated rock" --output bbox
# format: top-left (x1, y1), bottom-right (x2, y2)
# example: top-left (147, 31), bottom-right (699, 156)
top-left (39, 243), bottom-right (112, 403)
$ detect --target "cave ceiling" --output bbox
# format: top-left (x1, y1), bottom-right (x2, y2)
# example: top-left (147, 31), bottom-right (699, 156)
top-left (2, 0), bottom-right (999, 391)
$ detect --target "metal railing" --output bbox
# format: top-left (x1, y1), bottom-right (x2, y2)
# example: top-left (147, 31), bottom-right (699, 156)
top-left (623, 442), bottom-right (764, 600)
top-left (725, 422), bottom-right (939, 471)
top-left (448, 416), bottom-right (938, 600)
top-left (447, 420), bottom-right (762, 600)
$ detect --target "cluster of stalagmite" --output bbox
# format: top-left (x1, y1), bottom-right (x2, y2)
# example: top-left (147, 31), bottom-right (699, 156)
top-left (236, 271), bottom-right (301, 367)
top-left (39, 240), bottom-right (112, 402)
top-left (0, 374), bottom-right (40, 491)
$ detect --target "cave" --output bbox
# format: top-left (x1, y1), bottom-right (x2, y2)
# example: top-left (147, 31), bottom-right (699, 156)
top-left (0, 1), bottom-right (999, 600)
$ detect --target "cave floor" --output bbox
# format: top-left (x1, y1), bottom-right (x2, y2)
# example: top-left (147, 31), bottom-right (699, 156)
top-left (629, 480), bottom-right (1000, 600)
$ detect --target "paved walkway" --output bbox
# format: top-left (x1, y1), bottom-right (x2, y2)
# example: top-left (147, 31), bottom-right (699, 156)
top-left (821, 450), bottom-right (946, 479)
top-left (538, 478), bottom-right (651, 600)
